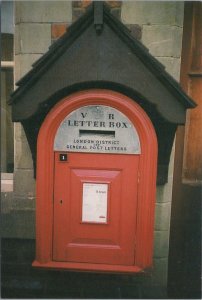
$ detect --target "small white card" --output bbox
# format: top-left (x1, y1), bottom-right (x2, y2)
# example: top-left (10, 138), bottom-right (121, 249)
top-left (82, 183), bottom-right (108, 223)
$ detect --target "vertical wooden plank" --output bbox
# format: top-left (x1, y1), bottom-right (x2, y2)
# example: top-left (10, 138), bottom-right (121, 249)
top-left (168, 3), bottom-right (202, 298)
top-left (183, 2), bottom-right (202, 183)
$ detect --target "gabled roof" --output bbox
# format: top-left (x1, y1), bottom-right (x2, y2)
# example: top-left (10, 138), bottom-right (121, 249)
top-left (10, 2), bottom-right (195, 123)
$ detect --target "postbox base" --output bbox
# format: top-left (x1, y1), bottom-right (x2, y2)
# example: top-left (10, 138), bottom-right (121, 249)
top-left (32, 260), bottom-right (143, 274)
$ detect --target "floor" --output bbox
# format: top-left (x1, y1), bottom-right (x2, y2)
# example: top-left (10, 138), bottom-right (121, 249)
top-left (1, 238), bottom-right (155, 299)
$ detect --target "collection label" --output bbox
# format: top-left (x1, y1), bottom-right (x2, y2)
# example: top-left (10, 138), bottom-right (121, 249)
top-left (54, 105), bottom-right (141, 154)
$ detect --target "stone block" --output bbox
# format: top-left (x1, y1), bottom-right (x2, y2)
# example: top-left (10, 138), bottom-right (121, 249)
top-left (1, 193), bottom-right (35, 214)
top-left (15, 1), bottom-right (21, 25)
top-left (175, 2), bottom-right (184, 27)
top-left (154, 230), bottom-right (169, 258)
top-left (152, 258), bottom-right (168, 286)
top-left (121, 1), bottom-right (184, 26)
top-left (155, 202), bottom-right (171, 231)
top-left (156, 142), bottom-right (175, 203)
top-left (157, 57), bottom-right (181, 81)
top-left (14, 123), bottom-right (33, 169)
top-left (15, 138), bottom-right (33, 170)
top-left (142, 25), bottom-right (183, 57)
top-left (1, 210), bottom-right (35, 238)
top-left (11, 196), bottom-right (36, 211)
top-left (15, 54), bottom-right (42, 82)
top-left (1, 180), bottom-right (13, 193)
top-left (1, 173), bottom-right (13, 192)
top-left (156, 185), bottom-right (171, 203)
top-left (156, 171), bottom-right (174, 203)
top-left (168, 141), bottom-right (175, 178)
top-left (1, 173), bottom-right (13, 180)
top-left (14, 122), bottom-right (26, 142)
top-left (14, 23), bottom-right (20, 54)
top-left (1, 192), bottom-right (13, 213)
top-left (14, 169), bottom-right (36, 198)
top-left (15, 1), bottom-right (72, 23)
top-left (15, 23), bottom-right (51, 54)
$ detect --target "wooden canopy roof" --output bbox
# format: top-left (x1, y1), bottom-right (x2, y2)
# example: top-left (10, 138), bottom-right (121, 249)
top-left (10, 2), bottom-right (196, 184)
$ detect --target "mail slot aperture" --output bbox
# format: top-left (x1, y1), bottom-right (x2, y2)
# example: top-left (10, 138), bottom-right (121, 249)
top-left (79, 129), bottom-right (116, 138)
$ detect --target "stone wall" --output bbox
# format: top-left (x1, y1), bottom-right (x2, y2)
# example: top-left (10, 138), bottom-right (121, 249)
top-left (121, 1), bottom-right (184, 288)
top-left (1, 1), bottom-right (72, 238)
top-left (2, 0), bottom-right (184, 294)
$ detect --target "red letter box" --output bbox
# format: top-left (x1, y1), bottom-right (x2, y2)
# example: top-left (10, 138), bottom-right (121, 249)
top-left (33, 90), bottom-right (157, 274)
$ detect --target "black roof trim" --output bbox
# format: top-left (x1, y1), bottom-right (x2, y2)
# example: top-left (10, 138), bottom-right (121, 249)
top-left (10, 2), bottom-right (196, 109)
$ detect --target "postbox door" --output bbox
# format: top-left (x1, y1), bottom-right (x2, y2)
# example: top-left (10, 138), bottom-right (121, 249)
top-left (53, 152), bottom-right (139, 265)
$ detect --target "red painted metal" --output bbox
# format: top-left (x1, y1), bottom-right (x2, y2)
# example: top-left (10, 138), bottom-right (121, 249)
top-left (33, 89), bottom-right (157, 273)
top-left (32, 260), bottom-right (142, 274)
top-left (53, 152), bottom-right (139, 265)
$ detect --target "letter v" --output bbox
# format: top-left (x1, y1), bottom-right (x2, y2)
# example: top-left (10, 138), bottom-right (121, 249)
top-left (81, 112), bottom-right (87, 118)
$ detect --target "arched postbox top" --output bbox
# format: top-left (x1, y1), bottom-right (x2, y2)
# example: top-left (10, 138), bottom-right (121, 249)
top-left (38, 89), bottom-right (157, 159)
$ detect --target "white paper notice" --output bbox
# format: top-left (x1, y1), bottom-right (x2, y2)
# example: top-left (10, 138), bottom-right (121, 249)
top-left (82, 183), bottom-right (108, 223)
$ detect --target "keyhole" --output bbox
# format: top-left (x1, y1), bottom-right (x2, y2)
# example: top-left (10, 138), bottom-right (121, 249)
top-left (60, 200), bottom-right (63, 205)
